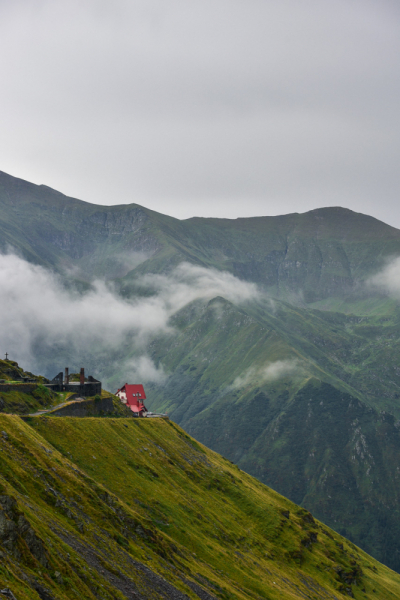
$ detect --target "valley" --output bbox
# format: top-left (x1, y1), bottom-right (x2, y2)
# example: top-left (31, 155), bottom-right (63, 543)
top-left (2, 170), bottom-right (400, 576)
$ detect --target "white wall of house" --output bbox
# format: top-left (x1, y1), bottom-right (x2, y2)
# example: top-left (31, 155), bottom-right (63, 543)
top-left (117, 390), bottom-right (127, 404)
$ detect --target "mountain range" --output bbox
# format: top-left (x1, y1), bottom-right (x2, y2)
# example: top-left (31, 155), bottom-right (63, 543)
top-left (2, 169), bottom-right (400, 572)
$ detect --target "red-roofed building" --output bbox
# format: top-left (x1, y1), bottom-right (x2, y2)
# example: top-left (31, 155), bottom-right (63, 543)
top-left (115, 384), bottom-right (148, 417)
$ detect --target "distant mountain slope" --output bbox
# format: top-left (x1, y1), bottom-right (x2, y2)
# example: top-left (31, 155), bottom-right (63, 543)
top-left (1, 169), bottom-right (400, 301)
top-left (1, 413), bottom-right (400, 600)
top-left (122, 295), bottom-right (400, 572)
top-left (4, 169), bottom-right (400, 575)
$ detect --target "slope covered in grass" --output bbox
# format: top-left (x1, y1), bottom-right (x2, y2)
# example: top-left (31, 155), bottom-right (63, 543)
top-left (4, 169), bottom-right (400, 581)
top-left (138, 296), bottom-right (400, 571)
top-left (0, 359), bottom-right (58, 414)
top-left (1, 414), bottom-right (400, 600)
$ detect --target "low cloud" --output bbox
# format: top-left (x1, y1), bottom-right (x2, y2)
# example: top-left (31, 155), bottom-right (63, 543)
top-left (367, 256), bottom-right (400, 299)
top-left (118, 356), bottom-right (167, 386)
top-left (140, 263), bottom-right (260, 307)
top-left (229, 359), bottom-right (303, 390)
top-left (0, 253), bottom-right (259, 380)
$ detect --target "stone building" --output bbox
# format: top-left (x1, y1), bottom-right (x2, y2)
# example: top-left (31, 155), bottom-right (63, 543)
top-left (46, 367), bottom-right (101, 397)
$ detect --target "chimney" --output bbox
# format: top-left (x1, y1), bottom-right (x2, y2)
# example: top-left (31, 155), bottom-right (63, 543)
top-left (65, 367), bottom-right (69, 385)
top-left (80, 367), bottom-right (85, 386)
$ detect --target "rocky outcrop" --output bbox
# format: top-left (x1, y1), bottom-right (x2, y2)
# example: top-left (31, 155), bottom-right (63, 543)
top-left (0, 495), bottom-right (48, 567)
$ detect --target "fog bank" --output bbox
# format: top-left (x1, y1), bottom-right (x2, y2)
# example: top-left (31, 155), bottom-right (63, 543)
top-left (0, 253), bottom-right (259, 383)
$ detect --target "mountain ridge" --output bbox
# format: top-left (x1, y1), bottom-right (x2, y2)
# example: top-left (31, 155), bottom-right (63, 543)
top-left (2, 169), bottom-right (400, 307)
top-left (3, 169), bottom-right (400, 573)
top-left (2, 169), bottom-right (397, 236)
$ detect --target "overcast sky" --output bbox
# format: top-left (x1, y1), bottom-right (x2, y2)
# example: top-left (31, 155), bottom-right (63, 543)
top-left (1, 0), bottom-right (400, 226)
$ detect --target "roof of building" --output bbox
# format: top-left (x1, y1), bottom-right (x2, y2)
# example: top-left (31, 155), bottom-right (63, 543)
top-left (117, 383), bottom-right (146, 400)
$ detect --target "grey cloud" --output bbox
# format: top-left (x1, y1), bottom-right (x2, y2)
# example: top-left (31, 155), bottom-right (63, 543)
top-left (118, 356), bottom-right (167, 386)
top-left (0, 1), bottom-right (399, 226)
top-left (0, 253), bottom-right (259, 379)
top-left (229, 359), bottom-right (303, 391)
top-left (139, 263), bottom-right (259, 308)
top-left (367, 256), bottom-right (400, 299)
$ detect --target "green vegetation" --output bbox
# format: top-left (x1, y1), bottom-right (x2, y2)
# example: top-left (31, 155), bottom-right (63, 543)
top-left (0, 387), bottom-right (52, 415)
top-left (4, 170), bottom-right (400, 574)
top-left (0, 360), bottom-right (129, 418)
top-left (2, 170), bottom-right (400, 297)
top-left (0, 359), bottom-right (48, 384)
top-left (0, 359), bottom-right (56, 414)
top-left (133, 296), bottom-right (400, 571)
top-left (1, 414), bottom-right (400, 599)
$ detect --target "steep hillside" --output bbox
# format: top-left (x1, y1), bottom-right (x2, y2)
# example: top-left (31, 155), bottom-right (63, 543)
top-left (3, 169), bottom-right (400, 576)
top-left (1, 414), bottom-right (400, 600)
top-left (118, 296), bottom-right (400, 571)
top-left (0, 359), bottom-right (57, 415)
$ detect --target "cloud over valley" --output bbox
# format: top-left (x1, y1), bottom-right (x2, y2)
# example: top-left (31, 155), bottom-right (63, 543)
top-left (229, 359), bottom-right (303, 391)
top-left (0, 253), bottom-right (259, 384)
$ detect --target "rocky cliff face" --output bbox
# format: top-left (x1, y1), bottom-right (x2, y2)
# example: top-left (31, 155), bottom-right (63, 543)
top-left (0, 493), bottom-right (48, 567)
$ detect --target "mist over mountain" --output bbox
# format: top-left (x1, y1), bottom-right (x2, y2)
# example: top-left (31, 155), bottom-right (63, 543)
top-left (1, 169), bottom-right (400, 299)
top-left (2, 169), bottom-right (400, 572)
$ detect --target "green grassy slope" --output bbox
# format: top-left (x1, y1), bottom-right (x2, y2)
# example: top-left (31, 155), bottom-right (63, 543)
top-left (0, 359), bottom-right (57, 414)
top-left (114, 296), bottom-right (400, 571)
top-left (4, 169), bottom-right (400, 578)
top-left (141, 295), bottom-right (400, 420)
top-left (1, 414), bottom-right (399, 600)
top-left (188, 379), bottom-right (400, 571)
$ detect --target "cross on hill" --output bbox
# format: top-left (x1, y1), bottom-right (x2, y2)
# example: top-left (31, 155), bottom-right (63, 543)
top-left (5, 352), bottom-right (8, 360)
